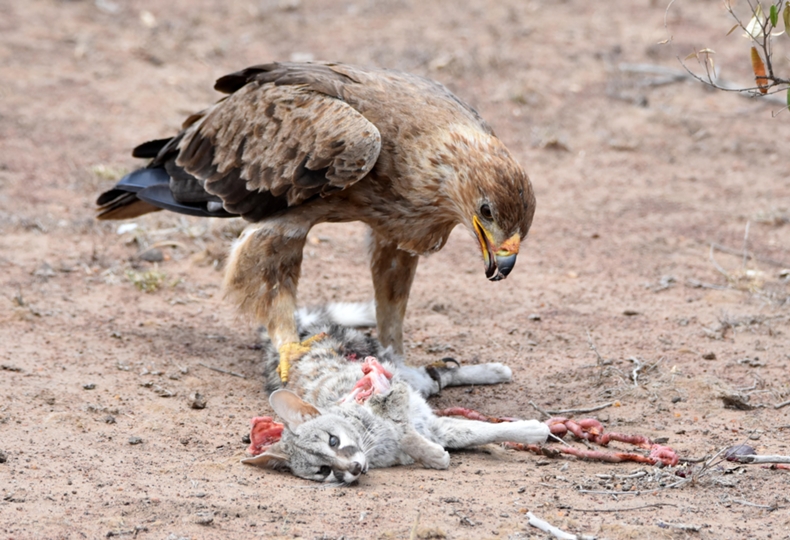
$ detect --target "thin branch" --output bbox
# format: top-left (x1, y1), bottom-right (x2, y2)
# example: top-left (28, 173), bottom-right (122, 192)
top-left (710, 242), bottom-right (790, 268)
top-left (775, 399), bottom-right (790, 409)
top-left (729, 497), bottom-right (777, 510)
top-left (658, 522), bottom-right (701, 532)
top-left (742, 220), bottom-right (750, 269)
top-left (545, 402), bottom-right (615, 416)
top-left (529, 400), bottom-right (551, 419)
top-left (564, 503), bottom-right (677, 513)
top-left (709, 244), bottom-right (731, 279)
top-left (575, 477), bottom-right (691, 496)
top-left (527, 511), bottom-right (595, 540)
top-left (198, 362), bottom-right (247, 379)
top-left (731, 454), bottom-right (790, 464)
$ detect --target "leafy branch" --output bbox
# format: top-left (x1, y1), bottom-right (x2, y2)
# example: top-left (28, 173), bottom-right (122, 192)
top-left (675, 0), bottom-right (790, 109)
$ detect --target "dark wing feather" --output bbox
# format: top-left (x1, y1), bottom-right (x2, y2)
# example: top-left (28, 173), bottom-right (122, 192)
top-left (175, 66), bottom-right (381, 212)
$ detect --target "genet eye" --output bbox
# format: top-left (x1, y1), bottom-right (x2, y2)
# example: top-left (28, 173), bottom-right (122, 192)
top-left (319, 465), bottom-right (331, 476)
top-left (329, 435), bottom-right (339, 448)
top-left (480, 204), bottom-right (493, 220)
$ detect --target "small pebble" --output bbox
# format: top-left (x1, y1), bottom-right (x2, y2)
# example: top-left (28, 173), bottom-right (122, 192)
top-left (83, 383), bottom-right (96, 390)
top-left (724, 444), bottom-right (756, 461)
top-left (188, 392), bottom-right (207, 410)
top-left (139, 248), bottom-right (164, 262)
top-left (195, 512), bottom-right (214, 525)
top-left (0, 450), bottom-right (8, 463)
top-left (702, 352), bottom-right (716, 360)
top-left (517, 486), bottom-right (526, 493)
top-left (527, 313), bottom-right (541, 321)
top-left (671, 396), bottom-right (682, 403)
top-left (104, 415), bottom-right (116, 424)
top-left (241, 434), bottom-right (251, 445)
top-left (128, 436), bottom-right (143, 445)
top-left (623, 310), bottom-right (640, 316)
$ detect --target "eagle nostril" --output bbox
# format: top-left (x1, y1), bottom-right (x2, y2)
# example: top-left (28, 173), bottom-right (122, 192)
top-left (349, 462), bottom-right (362, 476)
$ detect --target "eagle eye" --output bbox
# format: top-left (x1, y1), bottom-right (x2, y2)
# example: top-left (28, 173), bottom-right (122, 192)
top-left (329, 435), bottom-right (339, 448)
top-left (479, 204), bottom-right (493, 221)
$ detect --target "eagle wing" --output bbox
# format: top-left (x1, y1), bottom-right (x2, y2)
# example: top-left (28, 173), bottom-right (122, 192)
top-left (168, 63), bottom-right (381, 220)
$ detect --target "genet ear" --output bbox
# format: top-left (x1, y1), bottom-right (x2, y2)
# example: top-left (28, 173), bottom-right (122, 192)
top-left (269, 389), bottom-right (321, 430)
top-left (241, 443), bottom-right (290, 470)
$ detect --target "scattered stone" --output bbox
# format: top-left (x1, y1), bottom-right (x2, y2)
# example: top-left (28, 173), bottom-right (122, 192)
top-left (725, 444), bottom-right (756, 461)
top-left (195, 512), bottom-right (214, 525)
top-left (139, 248), bottom-right (164, 263)
top-left (241, 434), bottom-right (251, 445)
top-left (623, 310), bottom-right (640, 316)
top-left (702, 352), bottom-right (716, 360)
top-left (527, 313), bottom-right (541, 321)
top-left (188, 392), bottom-right (207, 409)
top-left (104, 415), bottom-right (116, 424)
top-left (1, 364), bottom-right (22, 372)
top-left (720, 393), bottom-right (755, 410)
top-left (0, 450), bottom-right (8, 463)
top-left (671, 396), bottom-right (682, 403)
top-left (33, 262), bottom-right (56, 278)
top-left (128, 436), bottom-right (143, 445)
top-left (83, 383), bottom-right (96, 390)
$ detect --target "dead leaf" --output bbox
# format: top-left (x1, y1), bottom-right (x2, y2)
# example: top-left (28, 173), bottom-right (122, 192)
top-left (750, 47), bottom-right (769, 93)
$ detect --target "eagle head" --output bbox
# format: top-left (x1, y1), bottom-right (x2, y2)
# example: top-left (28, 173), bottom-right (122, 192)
top-left (439, 128), bottom-right (536, 281)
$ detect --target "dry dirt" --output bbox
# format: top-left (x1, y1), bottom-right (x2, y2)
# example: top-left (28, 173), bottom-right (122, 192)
top-left (2, 0), bottom-right (790, 539)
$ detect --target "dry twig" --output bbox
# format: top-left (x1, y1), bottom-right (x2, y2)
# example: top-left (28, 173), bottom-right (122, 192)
top-left (710, 242), bottom-right (790, 268)
top-left (198, 362), bottom-right (246, 379)
top-left (658, 522), bottom-right (701, 532)
top-left (729, 498), bottom-right (778, 510)
top-left (564, 502), bottom-right (676, 513)
top-left (527, 511), bottom-right (595, 540)
top-left (730, 454), bottom-right (790, 465)
top-left (545, 402), bottom-right (615, 416)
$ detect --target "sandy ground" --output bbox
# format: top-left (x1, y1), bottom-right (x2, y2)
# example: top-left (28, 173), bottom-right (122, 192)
top-left (1, 0), bottom-right (790, 538)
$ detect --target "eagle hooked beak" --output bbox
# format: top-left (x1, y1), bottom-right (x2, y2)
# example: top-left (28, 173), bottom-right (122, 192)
top-left (473, 216), bottom-right (520, 281)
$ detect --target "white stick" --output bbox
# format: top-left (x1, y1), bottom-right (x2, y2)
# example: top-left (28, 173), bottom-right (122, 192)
top-left (733, 455), bottom-right (790, 464)
top-left (526, 512), bottom-right (595, 540)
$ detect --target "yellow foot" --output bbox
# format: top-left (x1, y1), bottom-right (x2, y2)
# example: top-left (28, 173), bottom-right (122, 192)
top-left (276, 332), bottom-right (329, 384)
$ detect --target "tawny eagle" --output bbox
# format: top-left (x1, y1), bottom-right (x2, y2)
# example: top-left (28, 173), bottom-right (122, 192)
top-left (97, 62), bottom-right (535, 382)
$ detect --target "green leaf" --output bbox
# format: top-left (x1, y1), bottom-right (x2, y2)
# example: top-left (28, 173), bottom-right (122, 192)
top-left (784, 4), bottom-right (790, 33)
top-left (786, 88), bottom-right (790, 109)
top-left (770, 4), bottom-right (778, 27)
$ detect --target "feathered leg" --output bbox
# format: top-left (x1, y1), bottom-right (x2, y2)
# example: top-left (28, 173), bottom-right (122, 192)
top-left (223, 216), bottom-right (321, 383)
top-left (369, 234), bottom-right (419, 355)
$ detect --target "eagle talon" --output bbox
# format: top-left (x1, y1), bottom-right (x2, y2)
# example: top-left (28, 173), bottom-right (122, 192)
top-left (425, 357), bottom-right (461, 392)
top-left (439, 357), bottom-right (460, 368)
top-left (276, 332), bottom-right (329, 383)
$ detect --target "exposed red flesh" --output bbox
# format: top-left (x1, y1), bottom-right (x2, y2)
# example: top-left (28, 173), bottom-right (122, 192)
top-left (248, 416), bottom-right (284, 455)
top-left (342, 356), bottom-right (393, 404)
